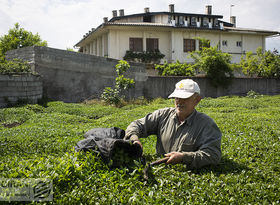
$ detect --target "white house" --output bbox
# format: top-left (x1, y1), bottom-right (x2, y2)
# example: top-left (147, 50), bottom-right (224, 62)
top-left (74, 4), bottom-right (279, 63)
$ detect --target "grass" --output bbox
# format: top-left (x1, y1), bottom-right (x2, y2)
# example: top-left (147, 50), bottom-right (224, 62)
top-left (0, 95), bottom-right (279, 204)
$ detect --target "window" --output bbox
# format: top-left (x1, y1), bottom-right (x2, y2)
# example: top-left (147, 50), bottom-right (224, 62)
top-left (143, 15), bottom-right (152, 22)
top-left (203, 18), bottom-right (208, 27)
top-left (236, 41), bottom-right (242, 47)
top-left (129, 38), bottom-right (143, 52)
top-left (222, 40), bottom-right (227, 46)
top-left (146, 38), bottom-right (159, 52)
top-left (214, 19), bottom-right (218, 27)
top-left (191, 17), bottom-right (196, 26)
top-left (168, 15), bottom-right (172, 24)
top-left (184, 39), bottom-right (196, 52)
top-left (179, 16), bottom-right (184, 25)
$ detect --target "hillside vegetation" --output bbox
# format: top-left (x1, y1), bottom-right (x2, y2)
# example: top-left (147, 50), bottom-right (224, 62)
top-left (0, 95), bottom-right (279, 204)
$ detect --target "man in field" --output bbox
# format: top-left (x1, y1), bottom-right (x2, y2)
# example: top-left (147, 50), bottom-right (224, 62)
top-left (125, 79), bottom-right (222, 168)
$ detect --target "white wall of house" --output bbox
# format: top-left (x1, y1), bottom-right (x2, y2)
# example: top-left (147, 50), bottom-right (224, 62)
top-left (108, 30), bottom-right (119, 59)
top-left (243, 34), bottom-right (264, 52)
top-left (82, 26), bottom-right (268, 64)
top-left (107, 27), bottom-right (172, 62)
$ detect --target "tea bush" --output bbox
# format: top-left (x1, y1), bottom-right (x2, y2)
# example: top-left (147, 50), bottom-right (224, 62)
top-left (0, 96), bottom-right (279, 204)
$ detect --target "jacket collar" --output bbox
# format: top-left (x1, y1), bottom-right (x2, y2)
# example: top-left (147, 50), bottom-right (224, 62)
top-left (172, 108), bottom-right (197, 126)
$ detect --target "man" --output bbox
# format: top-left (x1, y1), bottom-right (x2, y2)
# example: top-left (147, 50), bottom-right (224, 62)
top-left (125, 79), bottom-right (222, 169)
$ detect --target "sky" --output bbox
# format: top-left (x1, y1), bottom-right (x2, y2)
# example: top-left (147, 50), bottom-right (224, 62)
top-left (0, 0), bottom-right (279, 52)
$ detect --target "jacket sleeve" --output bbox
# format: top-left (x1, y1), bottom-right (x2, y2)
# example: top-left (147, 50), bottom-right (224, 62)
top-left (181, 120), bottom-right (222, 169)
top-left (125, 109), bottom-right (164, 140)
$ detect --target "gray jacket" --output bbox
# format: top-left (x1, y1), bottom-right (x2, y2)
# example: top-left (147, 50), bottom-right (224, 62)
top-left (125, 108), bottom-right (222, 168)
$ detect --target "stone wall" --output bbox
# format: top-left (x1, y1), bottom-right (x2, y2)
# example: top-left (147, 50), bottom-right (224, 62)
top-left (0, 73), bottom-right (43, 107)
top-left (6, 46), bottom-right (280, 103)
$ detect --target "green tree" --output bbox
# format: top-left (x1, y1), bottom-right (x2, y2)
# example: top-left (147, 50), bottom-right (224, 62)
top-left (0, 23), bottom-right (47, 57)
top-left (193, 37), bottom-right (210, 50)
top-left (239, 47), bottom-right (280, 78)
top-left (190, 45), bottom-right (233, 87)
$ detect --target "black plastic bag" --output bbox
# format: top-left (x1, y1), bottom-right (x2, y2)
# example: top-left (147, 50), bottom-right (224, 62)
top-left (75, 127), bottom-right (142, 167)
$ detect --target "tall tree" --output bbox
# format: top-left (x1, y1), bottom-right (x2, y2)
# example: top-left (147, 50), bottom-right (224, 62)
top-left (0, 23), bottom-right (47, 57)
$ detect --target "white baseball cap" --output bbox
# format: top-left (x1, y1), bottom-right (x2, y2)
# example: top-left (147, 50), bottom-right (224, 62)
top-left (168, 79), bottom-right (200, 99)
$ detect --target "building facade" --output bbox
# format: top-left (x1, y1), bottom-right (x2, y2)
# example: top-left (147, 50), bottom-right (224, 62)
top-left (75, 5), bottom-right (279, 63)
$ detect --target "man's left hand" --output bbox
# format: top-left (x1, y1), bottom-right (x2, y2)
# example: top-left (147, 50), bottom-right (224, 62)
top-left (165, 152), bottom-right (183, 164)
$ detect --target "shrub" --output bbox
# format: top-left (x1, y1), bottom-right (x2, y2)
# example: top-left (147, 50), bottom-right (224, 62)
top-left (190, 46), bottom-right (234, 87)
top-left (239, 47), bottom-right (280, 78)
top-left (246, 90), bottom-right (263, 99)
top-left (193, 37), bottom-right (210, 50)
top-left (155, 60), bottom-right (195, 76)
top-left (123, 50), bottom-right (165, 63)
top-left (101, 60), bottom-right (135, 106)
top-left (0, 58), bottom-right (32, 73)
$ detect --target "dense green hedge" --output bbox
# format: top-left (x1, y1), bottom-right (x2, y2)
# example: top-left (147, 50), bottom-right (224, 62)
top-left (0, 96), bottom-right (279, 204)
top-left (123, 50), bottom-right (165, 63)
top-left (0, 58), bottom-right (32, 74)
top-left (155, 60), bottom-right (195, 76)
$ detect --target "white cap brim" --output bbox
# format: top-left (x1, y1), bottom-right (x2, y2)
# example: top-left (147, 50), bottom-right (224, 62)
top-left (168, 90), bottom-right (195, 99)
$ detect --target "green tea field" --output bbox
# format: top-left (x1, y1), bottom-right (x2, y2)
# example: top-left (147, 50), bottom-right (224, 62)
top-left (0, 95), bottom-right (279, 204)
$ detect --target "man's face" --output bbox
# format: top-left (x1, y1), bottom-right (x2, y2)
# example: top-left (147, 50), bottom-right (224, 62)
top-left (175, 94), bottom-right (201, 119)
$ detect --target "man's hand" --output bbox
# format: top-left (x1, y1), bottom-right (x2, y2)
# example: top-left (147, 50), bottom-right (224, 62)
top-left (133, 140), bottom-right (143, 150)
top-left (165, 152), bottom-right (183, 164)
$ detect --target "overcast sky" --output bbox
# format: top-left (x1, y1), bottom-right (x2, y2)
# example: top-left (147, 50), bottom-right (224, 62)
top-left (1, 0), bottom-right (279, 52)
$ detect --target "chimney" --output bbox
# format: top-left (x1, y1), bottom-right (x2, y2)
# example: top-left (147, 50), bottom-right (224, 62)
top-left (112, 10), bottom-right (117, 17)
top-left (103, 17), bottom-right (108, 23)
top-left (230, 16), bottom-right (236, 27)
top-left (144, 7), bottom-right (150, 13)
top-left (169, 4), bottom-right (174, 13)
top-left (119, 9), bottom-right (124, 16)
top-left (205, 5), bottom-right (212, 15)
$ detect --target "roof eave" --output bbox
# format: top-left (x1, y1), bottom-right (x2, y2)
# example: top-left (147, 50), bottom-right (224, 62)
top-left (109, 11), bottom-right (223, 22)
top-left (224, 26), bottom-right (280, 36)
top-left (75, 24), bottom-right (105, 47)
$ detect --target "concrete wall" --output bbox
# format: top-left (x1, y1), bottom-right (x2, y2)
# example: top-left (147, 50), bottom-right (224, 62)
top-left (6, 46), bottom-right (280, 104)
top-left (6, 46), bottom-right (147, 103)
top-left (0, 73), bottom-right (43, 107)
top-left (144, 76), bottom-right (280, 99)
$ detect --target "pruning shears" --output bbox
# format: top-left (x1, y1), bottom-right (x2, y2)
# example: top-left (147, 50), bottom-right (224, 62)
top-left (143, 156), bottom-right (169, 180)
